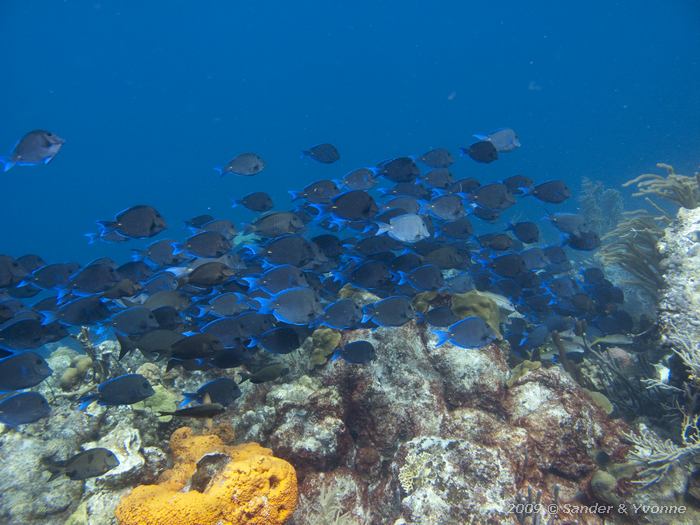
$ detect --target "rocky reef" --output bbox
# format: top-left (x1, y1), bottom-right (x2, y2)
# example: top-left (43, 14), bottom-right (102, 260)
top-left (7, 203), bottom-right (700, 524)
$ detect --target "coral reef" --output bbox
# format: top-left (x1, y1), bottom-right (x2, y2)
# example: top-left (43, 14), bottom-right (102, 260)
top-left (115, 426), bottom-right (298, 525)
top-left (623, 163), bottom-right (700, 210)
top-left (579, 177), bottom-right (624, 236)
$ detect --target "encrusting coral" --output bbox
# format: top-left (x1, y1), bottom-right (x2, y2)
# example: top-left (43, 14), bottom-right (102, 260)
top-left (115, 426), bottom-right (297, 525)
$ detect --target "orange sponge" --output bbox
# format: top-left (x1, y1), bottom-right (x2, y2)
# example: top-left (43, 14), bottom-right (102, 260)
top-left (115, 427), bottom-right (297, 525)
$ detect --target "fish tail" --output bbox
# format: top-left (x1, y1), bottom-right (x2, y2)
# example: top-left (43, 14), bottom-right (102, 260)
top-left (288, 190), bottom-right (302, 201)
top-left (78, 393), bottom-right (98, 411)
top-left (0, 156), bottom-right (15, 172)
top-left (432, 329), bottom-right (450, 347)
top-left (375, 222), bottom-right (391, 236)
top-left (213, 166), bottom-right (224, 177)
top-left (253, 296), bottom-right (273, 314)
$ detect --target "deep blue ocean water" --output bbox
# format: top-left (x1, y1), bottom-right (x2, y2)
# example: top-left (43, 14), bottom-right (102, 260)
top-left (2, 1), bottom-right (699, 262)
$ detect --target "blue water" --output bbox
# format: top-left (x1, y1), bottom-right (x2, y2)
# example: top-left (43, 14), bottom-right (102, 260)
top-left (2, 1), bottom-right (699, 262)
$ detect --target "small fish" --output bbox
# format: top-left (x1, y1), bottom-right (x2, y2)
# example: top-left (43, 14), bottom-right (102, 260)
top-left (424, 194), bottom-right (465, 221)
top-left (255, 287), bottom-right (322, 325)
top-left (0, 351), bottom-right (52, 390)
top-left (566, 230), bottom-right (600, 251)
top-left (490, 254), bottom-right (527, 278)
top-left (290, 179), bottom-right (341, 203)
top-left (303, 143), bottom-right (340, 164)
top-left (0, 391), bottom-right (50, 427)
top-left (508, 221), bottom-right (539, 244)
top-left (319, 299), bottom-right (363, 330)
top-left (181, 377), bottom-right (241, 407)
top-left (433, 316), bottom-right (497, 349)
top-left (234, 192), bottom-right (274, 212)
top-left (440, 217), bottom-right (474, 239)
top-left (249, 212), bottom-right (305, 237)
top-left (462, 140), bottom-right (498, 163)
top-left (45, 448), bottom-right (119, 481)
top-left (178, 231), bottom-right (232, 258)
top-left (418, 148), bottom-right (454, 168)
top-left (376, 213), bottom-right (431, 243)
top-left (377, 157), bottom-right (420, 183)
top-left (424, 306), bottom-right (460, 327)
top-left (477, 233), bottom-right (514, 251)
top-left (502, 175), bottom-right (533, 195)
top-left (244, 264), bottom-right (309, 294)
top-left (240, 363), bottom-right (290, 384)
top-left (217, 152), bottom-right (265, 176)
top-left (590, 334), bottom-right (634, 346)
top-left (335, 340), bottom-right (376, 364)
top-left (187, 262), bottom-right (235, 287)
top-left (97, 205), bottom-right (167, 239)
top-left (530, 181), bottom-right (571, 203)
top-left (548, 212), bottom-right (587, 235)
top-left (399, 264), bottom-right (444, 291)
top-left (159, 403), bottom-right (226, 419)
top-left (250, 326), bottom-right (302, 354)
top-left (1, 130), bottom-right (65, 172)
top-left (471, 183), bottom-right (515, 210)
top-left (474, 128), bottom-right (520, 152)
top-left (342, 167), bottom-right (377, 190)
top-left (325, 190), bottom-right (378, 221)
top-left (79, 374), bottom-right (155, 410)
top-left (363, 296), bottom-right (415, 327)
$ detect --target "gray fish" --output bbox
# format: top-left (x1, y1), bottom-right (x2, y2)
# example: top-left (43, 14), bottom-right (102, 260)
top-left (142, 290), bottom-right (190, 311)
top-left (440, 217), bottom-right (474, 239)
top-left (423, 168), bottom-right (454, 189)
top-left (135, 239), bottom-right (185, 267)
top-left (159, 403), bottom-right (226, 419)
top-left (382, 196), bottom-right (422, 214)
top-left (16, 254), bottom-right (44, 273)
top-left (256, 287), bottom-right (322, 325)
top-left (251, 326), bottom-right (302, 354)
top-left (548, 213), bottom-right (587, 235)
top-left (56, 295), bottom-right (111, 326)
top-left (566, 230), bottom-right (600, 251)
top-left (198, 292), bottom-right (251, 317)
top-left (290, 179), bottom-right (340, 203)
top-left (234, 192), bottom-right (274, 212)
top-left (0, 391), bottom-right (50, 426)
top-left (201, 312), bottom-right (274, 348)
top-left (262, 235), bottom-right (316, 267)
top-left (418, 148), bottom-right (454, 168)
top-left (244, 264), bottom-right (309, 294)
top-left (336, 340), bottom-right (376, 364)
top-left (240, 363), bottom-right (290, 384)
top-left (187, 262), bottom-right (235, 287)
top-left (342, 168), bottom-right (377, 190)
top-left (171, 333), bottom-right (224, 359)
top-left (377, 157), bottom-right (420, 183)
top-left (218, 152), bottom-right (265, 176)
top-left (249, 212), bottom-right (305, 237)
top-left (433, 316), bottom-right (497, 349)
top-left (377, 213), bottom-right (430, 243)
top-left (399, 264), bottom-right (444, 291)
top-left (424, 306), bottom-right (460, 327)
top-left (348, 260), bottom-right (393, 289)
top-left (2, 130), bottom-right (64, 172)
top-left (531, 180), bottom-right (571, 203)
top-left (24, 262), bottom-right (79, 290)
top-left (509, 222), bottom-right (539, 244)
top-left (97, 205), bottom-right (167, 239)
top-left (117, 329), bottom-right (184, 360)
top-left (111, 306), bottom-right (159, 337)
top-left (303, 143), bottom-right (340, 164)
top-left (471, 183), bottom-right (515, 210)
top-left (179, 231), bottom-right (232, 258)
top-left (196, 219), bottom-right (237, 240)
top-left (181, 377), bottom-right (241, 406)
top-left (186, 214), bottom-right (215, 228)
top-left (68, 260), bottom-right (119, 295)
top-left (45, 448), bottom-right (119, 481)
top-left (0, 351), bottom-right (52, 390)
top-left (0, 256), bottom-right (26, 288)
top-left (362, 296), bottom-right (415, 327)
top-left (319, 299), bottom-right (363, 330)
top-left (79, 374), bottom-right (154, 409)
top-left (490, 254), bottom-right (527, 278)
top-left (474, 128), bottom-right (520, 152)
top-left (328, 190), bottom-right (378, 220)
top-left (425, 194), bottom-right (465, 220)
top-left (463, 140), bottom-right (498, 163)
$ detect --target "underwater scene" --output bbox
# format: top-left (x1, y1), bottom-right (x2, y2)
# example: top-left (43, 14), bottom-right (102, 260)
top-left (1, 1), bottom-right (700, 524)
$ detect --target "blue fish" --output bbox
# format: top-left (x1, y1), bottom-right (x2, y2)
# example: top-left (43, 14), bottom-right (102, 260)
top-left (0, 391), bottom-right (50, 427)
top-left (78, 373), bottom-right (154, 410)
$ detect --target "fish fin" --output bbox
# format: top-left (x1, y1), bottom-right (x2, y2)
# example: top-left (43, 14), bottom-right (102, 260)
top-left (0, 156), bottom-right (15, 172)
top-left (288, 190), bottom-right (303, 201)
top-left (330, 349), bottom-right (342, 362)
top-left (253, 297), bottom-right (273, 314)
top-left (84, 232), bottom-right (99, 245)
top-left (78, 393), bottom-right (98, 411)
top-left (246, 338), bottom-right (258, 349)
top-left (432, 329), bottom-right (450, 347)
top-left (230, 198), bottom-right (239, 208)
top-left (375, 222), bottom-right (391, 236)
top-left (179, 393), bottom-right (196, 408)
top-left (397, 271), bottom-right (409, 286)
top-left (115, 333), bottom-right (135, 360)
top-left (213, 166), bottom-right (224, 176)
top-left (40, 311), bottom-right (58, 325)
